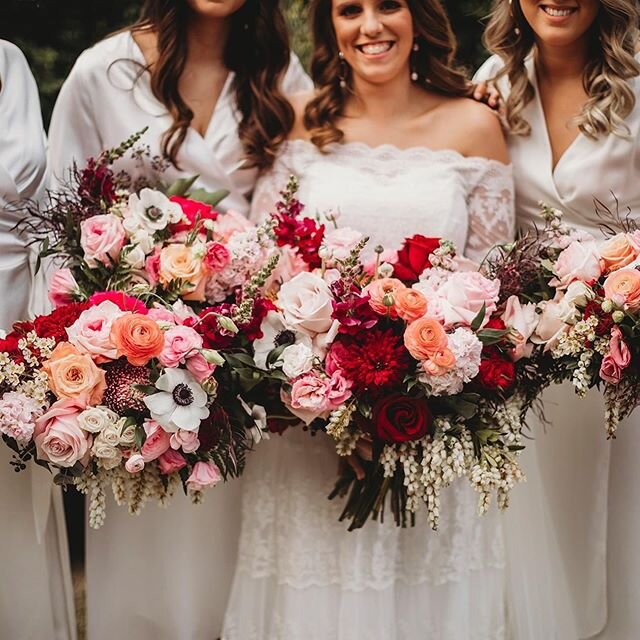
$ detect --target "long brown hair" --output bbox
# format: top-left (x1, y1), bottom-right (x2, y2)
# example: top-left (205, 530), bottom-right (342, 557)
top-left (484, 0), bottom-right (640, 138)
top-left (131, 0), bottom-right (295, 169)
top-left (304, 0), bottom-right (471, 149)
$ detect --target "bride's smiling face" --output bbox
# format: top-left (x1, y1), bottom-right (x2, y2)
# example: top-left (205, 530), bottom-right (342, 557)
top-left (186, 0), bottom-right (247, 18)
top-left (331, 0), bottom-right (414, 86)
top-left (518, 1), bottom-right (600, 47)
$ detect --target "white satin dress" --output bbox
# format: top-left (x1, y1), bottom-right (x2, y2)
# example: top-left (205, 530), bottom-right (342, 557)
top-left (476, 53), bottom-right (640, 640)
top-left (0, 40), bottom-right (76, 640)
top-left (48, 31), bottom-right (311, 640)
top-left (222, 138), bottom-right (576, 640)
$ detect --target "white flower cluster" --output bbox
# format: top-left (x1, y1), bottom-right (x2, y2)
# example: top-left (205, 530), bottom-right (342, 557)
top-left (326, 403), bottom-right (356, 440)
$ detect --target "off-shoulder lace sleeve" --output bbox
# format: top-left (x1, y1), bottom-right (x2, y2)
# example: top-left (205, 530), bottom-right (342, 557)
top-left (463, 160), bottom-right (515, 263)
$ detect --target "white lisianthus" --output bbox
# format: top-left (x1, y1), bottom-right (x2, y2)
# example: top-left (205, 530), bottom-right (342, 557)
top-left (124, 244), bottom-right (147, 270)
top-left (281, 343), bottom-right (315, 379)
top-left (563, 280), bottom-right (595, 308)
top-left (144, 368), bottom-right (209, 432)
top-left (123, 188), bottom-right (183, 236)
top-left (130, 230), bottom-right (156, 255)
top-left (78, 406), bottom-right (119, 434)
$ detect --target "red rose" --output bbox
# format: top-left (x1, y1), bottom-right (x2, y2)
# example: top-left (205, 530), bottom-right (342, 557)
top-left (372, 393), bottom-right (433, 443)
top-left (393, 235), bottom-right (441, 283)
top-left (477, 351), bottom-right (516, 392)
top-left (169, 196), bottom-right (218, 233)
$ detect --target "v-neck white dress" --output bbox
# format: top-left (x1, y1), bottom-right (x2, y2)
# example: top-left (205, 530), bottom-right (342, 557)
top-left (476, 53), bottom-right (640, 640)
top-left (0, 40), bottom-right (77, 640)
top-left (48, 31), bottom-right (311, 640)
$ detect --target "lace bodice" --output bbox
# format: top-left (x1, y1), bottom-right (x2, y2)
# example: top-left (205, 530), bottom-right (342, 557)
top-left (251, 139), bottom-right (515, 261)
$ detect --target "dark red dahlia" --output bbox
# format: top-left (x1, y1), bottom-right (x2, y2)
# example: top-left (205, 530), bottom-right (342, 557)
top-left (78, 158), bottom-right (117, 209)
top-left (102, 359), bottom-right (151, 415)
top-left (584, 300), bottom-right (614, 337)
top-left (198, 405), bottom-right (227, 451)
top-left (33, 302), bottom-right (91, 343)
top-left (327, 328), bottom-right (411, 394)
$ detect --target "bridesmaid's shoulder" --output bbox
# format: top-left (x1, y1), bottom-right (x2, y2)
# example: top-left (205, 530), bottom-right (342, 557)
top-left (68, 31), bottom-right (134, 81)
top-left (0, 40), bottom-right (29, 81)
top-left (288, 90), bottom-right (316, 141)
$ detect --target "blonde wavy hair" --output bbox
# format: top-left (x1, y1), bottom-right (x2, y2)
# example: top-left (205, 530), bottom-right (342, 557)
top-left (484, 0), bottom-right (640, 138)
top-left (304, 0), bottom-right (471, 150)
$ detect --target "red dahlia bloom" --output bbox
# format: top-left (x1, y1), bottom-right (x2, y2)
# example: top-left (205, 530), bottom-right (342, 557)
top-left (477, 349), bottom-right (516, 392)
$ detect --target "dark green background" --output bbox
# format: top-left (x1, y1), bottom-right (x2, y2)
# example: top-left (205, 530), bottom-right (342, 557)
top-left (1, 0), bottom-right (493, 126)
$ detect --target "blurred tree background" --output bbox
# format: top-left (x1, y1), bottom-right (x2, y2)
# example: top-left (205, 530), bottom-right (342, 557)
top-left (2, 0), bottom-right (493, 127)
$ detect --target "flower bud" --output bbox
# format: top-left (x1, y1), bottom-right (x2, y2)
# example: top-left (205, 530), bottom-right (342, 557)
top-left (601, 299), bottom-right (614, 314)
top-left (378, 262), bottom-right (394, 278)
top-left (125, 453), bottom-right (145, 474)
top-left (202, 349), bottom-right (225, 366)
top-left (612, 310), bottom-right (625, 324)
top-left (217, 315), bottom-right (239, 334)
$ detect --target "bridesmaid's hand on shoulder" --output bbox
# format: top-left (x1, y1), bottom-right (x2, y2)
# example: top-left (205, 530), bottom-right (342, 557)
top-left (454, 99), bottom-right (510, 164)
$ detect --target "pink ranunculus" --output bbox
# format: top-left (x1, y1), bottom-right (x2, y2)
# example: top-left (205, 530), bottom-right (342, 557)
top-left (125, 453), bottom-right (145, 473)
top-left (322, 227), bottom-right (365, 262)
top-left (80, 214), bottom-right (126, 268)
top-left (288, 373), bottom-right (331, 424)
top-left (48, 269), bottom-right (79, 308)
top-left (141, 420), bottom-right (171, 462)
top-left (186, 460), bottom-right (222, 491)
top-left (65, 300), bottom-right (126, 362)
top-left (552, 239), bottom-right (602, 288)
top-left (600, 355), bottom-right (623, 384)
top-left (501, 295), bottom-right (539, 361)
top-left (158, 325), bottom-right (203, 368)
top-left (185, 352), bottom-right (216, 383)
top-left (170, 428), bottom-right (200, 453)
top-left (33, 398), bottom-right (91, 468)
top-left (145, 249), bottom-right (162, 287)
top-left (158, 449), bottom-right (187, 474)
top-left (204, 242), bottom-right (231, 272)
top-left (213, 209), bottom-right (253, 243)
top-left (609, 325), bottom-right (631, 369)
top-left (278, 272), bottom-right (335, 336)
top-left (148, 307), bottom-right (178, 325)
top-left (326, 370), bottom-right (352, 407)
top-left (89, 291), bottom-right (148, 314)
top-left (415, 271), bottom-right (500, 329)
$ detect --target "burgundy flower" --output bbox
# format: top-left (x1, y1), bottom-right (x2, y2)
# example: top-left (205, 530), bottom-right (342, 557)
top-left (78, 158), bottom-right (116, 209)
top-left (274, 214), bottom-right (325, 268)
top-left (371, 393), bottom-right (433, 443)
top-left (477, 349), bottom-right (516, 392)
top-left (332, 292), bottom-right (379, 335)
top-left (33, 302), bottom-right (91, 343)
top-left (584, 300), bottom-right (614, 337)
top-left (102, 359), bottom-right (151, 415)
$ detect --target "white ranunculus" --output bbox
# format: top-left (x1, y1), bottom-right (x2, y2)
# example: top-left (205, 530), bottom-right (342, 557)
top-left (123, 188), bottom-right (183, 236)
top-left (278, 272), bottom-right (335, 336)
top-left (281, 342), bottom-right (315, 379)
top-left (78, 406), bottom-right (119, 434)
top-left (144, 368), bottom-right (209, 432)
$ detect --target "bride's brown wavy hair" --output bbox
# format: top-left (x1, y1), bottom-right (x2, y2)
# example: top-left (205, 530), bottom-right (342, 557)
top-left (304, 0), bottom-right (471, 149)
top-left (484, 0), bottom-right (640, 138)
top-left (130, 0), bottom-right (294, 169)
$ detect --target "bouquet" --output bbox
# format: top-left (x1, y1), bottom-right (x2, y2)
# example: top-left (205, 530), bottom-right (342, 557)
top-left (0, 133), bottom-right (280, 525)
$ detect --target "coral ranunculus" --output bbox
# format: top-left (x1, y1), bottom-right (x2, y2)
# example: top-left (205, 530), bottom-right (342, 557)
top-left (404, 317), bottom-right (448, 361)
top-left (372, 393), bottom-right (433, 443)
top-left (396, 287), bottom-right (428, 323)
top-left (364, 278), bottom-right (407, 318)
top-left (393, 235), bottom-right (441, 283)
top-left (110, 314), bottom-right (164, 366)
top-left (603, 268), bottom-right (640, 311)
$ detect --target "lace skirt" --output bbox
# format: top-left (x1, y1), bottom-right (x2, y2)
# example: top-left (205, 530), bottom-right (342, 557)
top-left (222, 428), bottom-right (508, 640)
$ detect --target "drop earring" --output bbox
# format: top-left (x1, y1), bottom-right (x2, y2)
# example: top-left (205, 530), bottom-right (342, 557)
top-left (338, 51), bottom-right (348, 89)
top-left (410, 40), bottom-right (419, 82)
top-left (508, 0), bottom-right (521, 36)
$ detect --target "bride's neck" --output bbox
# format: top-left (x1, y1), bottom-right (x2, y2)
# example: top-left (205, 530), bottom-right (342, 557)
top-left (535, 38), bottom-right (589, 81)
top-left (185, 14), bottom-right (229, 64)
top-left (346, 73), bottom-right (416, 121)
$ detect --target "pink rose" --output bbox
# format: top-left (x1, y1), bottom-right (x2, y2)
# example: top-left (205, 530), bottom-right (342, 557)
top-left (213, 209), bottom-right (253, 243)
top-left (158, 449), bottom-right (187, 474)
top-left (34, 398), bottom-right (91, 468)
top-left (415, 271), bottom-right (500, 329)
top-left (145, 250), bottom-right (162, 286)
top-left (553, 239), bottom-right (602, 288)
top-left (186, 460), bottom-right (222, 491)
top-left (288, 373), bottom-right (331, 424)
top-left (600, 355), bottom-right (623, 384)
top-left (278, 272), bottom-right (335, 336)
top-left (125, 453), bottom-right (145, 473)
top-left (610, 325), bottom-right (631, 368)
top-left (48, 269), bottom-right (79, 308)
top-left (326, 370), bottom-right (352, 407)
top-left (89, 291), bottom-right (148, 314)
top-left (185, 352), bottom-right (216, 383)
top-left (80, 214), bottom-right (126, 268)
top-left (501, 295), bottom-right (539, 361)
top-left (204, 242), bottom-right (231, 272)
top-left (158, 326), bottom-right (203, 368)
top-left (141, 420), bottom-right (171, 462)
top-left (66, 300), bottom-right (125, 362)
top-left (170, 428), bottom-right (200, 453)
top-left (322, 227), bottom-right (365, 262)
top-left (532, 296), bottom-right (574, 351)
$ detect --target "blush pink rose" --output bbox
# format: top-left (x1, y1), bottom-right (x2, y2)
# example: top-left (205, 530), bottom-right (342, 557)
top-left (141, 420), bottom-right (171, 462)
top-left (322, 227), bottom-right (365, 262)
top-left (80, 214), bottom-right (126, 268)
top-left (600, 355), bottom-right (623, 384)
top-left (278, 272), bottom-right (335, 335)
top-left (66, 300), bottom-right (125, 363)
top-left (48, 269), bottom-right (79, 308)
top-left (158, 449), bottom-right (187, 474)
top-left (204, 242), bottom-right (231, 272)
top-left (501, 295), bottom-right (539, 361)
top-left (532, 296), bottom-right (574, 351)
top-left (610, 325), bottom-right (631, 368)
top-left (158, 326), bottom-right (203, 368)
top-left (265, 249), bottom-right (308, 290)
top-left (326, 370), bottom-right (352, 407)
top-left (170, 429), bottom-right (200, 453)
top-left (148, 307), bottom-right (178, 325)
top-left (34, 398), bottom-right (91, 468)
top-left (553, 239), bottom-right (602, 288)
top-left (288, 373), bottom-right (331, 424)
top-left (213, 209), bottom-right (253, 243)
top-left (186, 461), bottom-right (223, 491)
top-left (185, 352), bottom-right (216, 383)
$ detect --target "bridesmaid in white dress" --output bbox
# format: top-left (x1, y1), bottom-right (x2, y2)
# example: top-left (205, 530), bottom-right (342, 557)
top-left (223, 1), bottom-right (575, 638)
top-left (0, 40), bottom-right (76, 640)
top-left (48, 2), bottom-right (311, 638)
top-left (475, 1), bottom-right (640, 638)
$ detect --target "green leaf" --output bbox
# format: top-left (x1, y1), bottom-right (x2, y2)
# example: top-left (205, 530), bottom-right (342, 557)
top-left (224, 352), bottom-right (258, 369)
top-left (166, 175), bottom-right (199, 196)
top-left (266, 343), bottom-right (289, 368)
top-left (477, 328), bottom-right (510, 346)
top-left (470, 303), bottom-right (487, 332)
top-left (187, 188), bottom-right (230, 207)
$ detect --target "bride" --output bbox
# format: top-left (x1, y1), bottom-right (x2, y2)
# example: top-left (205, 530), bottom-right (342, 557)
top-left (223, 0), bottom-right (573, 638)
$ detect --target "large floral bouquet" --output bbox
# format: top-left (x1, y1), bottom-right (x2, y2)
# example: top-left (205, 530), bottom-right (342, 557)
top-left (239, 180), bottom-right (539, 530)
top-left (0, 133), bottom-right (280, 525)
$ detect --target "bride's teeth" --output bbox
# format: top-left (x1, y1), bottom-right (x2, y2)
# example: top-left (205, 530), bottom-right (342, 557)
top-left (361, 43), bottom-right (391, 55)
top-left (542, 6), bottom-right (574, 16)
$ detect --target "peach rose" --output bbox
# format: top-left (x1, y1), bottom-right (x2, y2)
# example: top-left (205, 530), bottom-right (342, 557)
top-left (603, 268), bottom-right (640, 311)
top-left (111, 314), bottom-right (164, 366)
top-left (364, 278), bottom-right (407, 318)
top-left (396, 288), bottom-right (428, 323)
top-left (43, 343), bottom-right (106, 404)
top-left (404, 317), bottom-right (448, 361)
top-left (600, 234), bottom-right (639, 274)
top-left (158, 244), bottom-right (208, 301)
top-left (423, 348), bottom-right (457, 376)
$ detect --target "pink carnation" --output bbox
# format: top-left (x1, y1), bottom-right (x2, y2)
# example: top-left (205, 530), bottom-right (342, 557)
top-left (204, 242), bottom-right (231, 272)
top-left (0, 391), bottom-right (43, 444)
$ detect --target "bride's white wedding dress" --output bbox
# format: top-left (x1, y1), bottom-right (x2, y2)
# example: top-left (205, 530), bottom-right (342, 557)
top-left (222, 138), bottom-right (576, 639)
